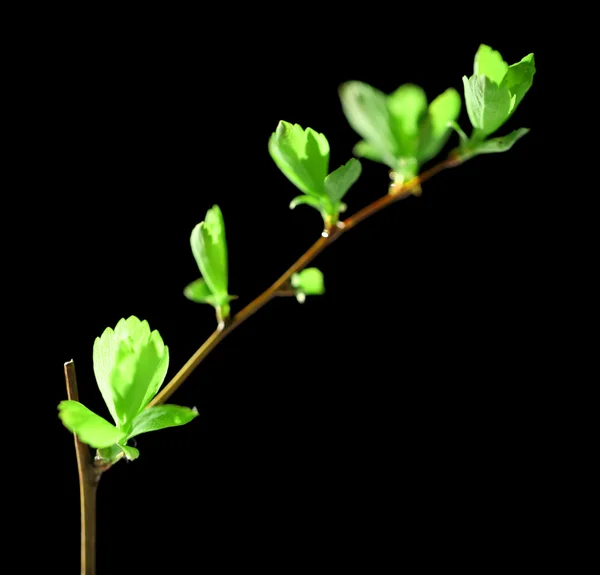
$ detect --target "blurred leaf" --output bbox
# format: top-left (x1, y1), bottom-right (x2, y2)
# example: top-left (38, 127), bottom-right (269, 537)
top-left (339, 81), bottom-right (398, 167)
top-left (58, 400), bottom-right (125, 448)
top-left (184, 278), bottom-right (217, 305)
top-left (291, 268), bottom-right (325, 296)
top-left (418, 88), bottom-right (461, 163)
top-left (128, 405), bottom-right (199, 438)
top-left (268, 121), bottom-right (330, 197)
top-left (387, 83), bottom-right (427, 156)
top-left (353, 140), bottom-right (386, 164)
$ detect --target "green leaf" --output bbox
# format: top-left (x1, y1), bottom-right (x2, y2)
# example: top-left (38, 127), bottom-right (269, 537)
top-left (464, 128), bottom-right (529, 158)
top-left (291, 268), bottom-right (325, 296)
top-left (339, 81), bottom-right (398, 167)
top-left (119, 444), bottom-right (140, 461)
top-left (387, 83), bottom-right (428, 156)
top-left (447, 121), bottom-right (469, 147)
top-left (93, 317), bottom-right (169, 429)
top-left (502, 53), bottom-right (535, 114)
top-left (474, 44), bottom-right (508, 85)
top-left (96, 444), bottom-right (126, 464)
top-left (127, 405), bottom-right (199, 439)
top-left (353, 140), bottom-right (386, 164)
top-left (462, 74), bottom-right (513, 136)
top-left (190, 205), bottom-right (229, 306)
top-left (289, 195), bottom-right (324, 211)
top-left (324, 158), bottom-right (362, 203)
top-left (417, 88), bottom-right (462, 164)
top-left (184, 278), bottom-right (217, 305)
top-left (268, 121), bottom-right (330, 197)
top-left (58, 400), bottom-right (125, 448)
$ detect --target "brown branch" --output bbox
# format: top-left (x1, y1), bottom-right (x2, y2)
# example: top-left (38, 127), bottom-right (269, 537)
top-left (149, 156), bottom-right (460, 407)
top-left (64, 360), bottom-right (110, 575)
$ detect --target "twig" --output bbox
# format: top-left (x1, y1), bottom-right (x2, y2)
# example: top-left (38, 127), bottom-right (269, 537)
top-left (149, 156), bottom-right (460, 407)
top-left (64, 361), bottom-right (111, 575)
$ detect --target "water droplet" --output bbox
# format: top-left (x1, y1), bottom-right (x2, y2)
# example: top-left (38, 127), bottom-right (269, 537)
top-left (321, 230), bottom-right (329, 238)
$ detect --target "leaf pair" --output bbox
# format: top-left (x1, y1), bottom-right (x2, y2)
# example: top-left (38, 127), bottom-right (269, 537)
top-left (457, 45), bottom-right (535, 159)
top-left (339, 81), bottom-right (461, 186)
top-left (269, 121), bottom-right (362, 225)
top-left (184, 205), bottom-right (235, 322)
top-left (58, 317), bottom-right (198, 461)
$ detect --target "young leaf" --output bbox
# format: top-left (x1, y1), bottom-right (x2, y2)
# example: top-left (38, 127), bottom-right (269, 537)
top-left (291, 268), bottom-right (325, 296)
top-left (324, 158), bottom-right (362, 203)
top-left (462, 75), bottom-right (513, 136)
top-left (93, 316), bottom-right (169, 429)
top-left (464, 128), bottom-right (529, 158)
top-left (97, 443), bottom-right (126, 465)
top-left (268, 121), bottom-right (330, 197)
top-left (474, 44), bottom-right (508, 85)
top-left (58, 400), bottom-right (125, 448)
top-left (502, 53), bottom-right (535, 113)
top-left (339, 81), bottom-right (398, 167)
top-left (353, 140), bottom-right (386, 164)
top-left (184, 278), bottom-right (217, 305)
top-left (127, 405), bottom-right (199, 439)
top-left (190, 205), bottom-right (229, 307)
top-left (119, 444), bottom-right (140, 461)
top-left (289, 195), bottom-right (325, 211)
top-left (463, 46), bottom-right (535, 138)
top-left (417, 88), bottom-right (461, 163)
top-left (341, 81), bottom-right (461, 179)
top-left (387, 83), bottom-right (428, 156)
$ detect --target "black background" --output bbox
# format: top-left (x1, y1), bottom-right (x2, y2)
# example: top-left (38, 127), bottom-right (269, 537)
top-left (23, 12), bottom-right (552, 574)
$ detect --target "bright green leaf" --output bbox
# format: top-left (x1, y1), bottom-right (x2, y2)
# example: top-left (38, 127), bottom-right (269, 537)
top-left (184, 278), bottom-right (217, 305)
top-left (387, 83), bottom-right (428, 156)
top-left (268, 121), bottom-right (330, 197)
top-left (128, 405), bottom-right (199, 439)
top-left (119, 444), bottom-right (140, 461)
top-left (462, 74), bottom-right (513, 136)
top-left (474, 44), bottom-right (508, 85)
top-left (324, 158), bottom-right (362, 203)
top-left (502, 53), bottom-right (535, 113)
top-left (190, 205), bottom-right (229, 306)
top-left (93, 316), bottom-right (169, 429)
top-left (291, 268), bottom-right (325, 296)
top-left (464, 128), bottom-right (529, 158)
top-left (58, 400), bottom-right (125, 448)
top-left (339, 81), bottom-right (398, 167)
top-left (417, 88), bottom-right (461, 163)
